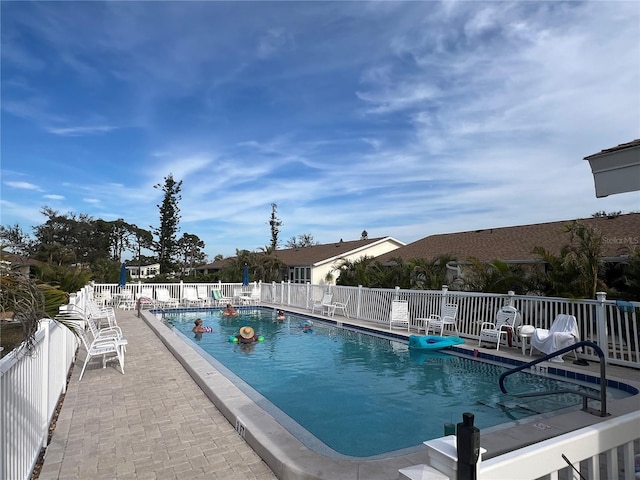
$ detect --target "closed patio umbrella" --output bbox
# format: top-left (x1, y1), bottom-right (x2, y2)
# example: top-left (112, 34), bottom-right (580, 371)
top-left (243, 263), bottom-right (249, 286)
top-left (118, 263), bottom-right (127, 287)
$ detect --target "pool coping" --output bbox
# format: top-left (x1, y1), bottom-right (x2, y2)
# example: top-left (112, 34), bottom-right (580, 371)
top-left (140, 308), bottom-right (640, 480)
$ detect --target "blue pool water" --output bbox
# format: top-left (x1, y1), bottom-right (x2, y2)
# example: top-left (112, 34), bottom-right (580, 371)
top-left (163, 308), bottom-right (628, 458)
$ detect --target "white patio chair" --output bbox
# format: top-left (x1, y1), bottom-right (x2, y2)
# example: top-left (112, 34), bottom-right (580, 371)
top-left (156, 288), bottom-right (180, 308)
top-left (116, 288), bottom-right (135, 310)
top-left (182, 287), bottom-right (205, 307)
top-left (197, 286), bottom-right (213, 306)
top-left (530, 314), bottom-right (580, 362)
top-left (95, 290), bottom-right (113, 308)
top-left (240, 287), bottom-right (261, 305)
top-left (390, 300), bottom-right (410, 331)
top-left (77, 328), bottom-right (127, 381)
top-left (424, 303), bottom-right (459, 336)
top-left (327, 296), bottom-right (350, 318)
top-left (311, 293), bottom-right (333, 315)
top-left (137, 288), bottom-right (157, 309)
top-left (478, 306), bottom-right (520, 351)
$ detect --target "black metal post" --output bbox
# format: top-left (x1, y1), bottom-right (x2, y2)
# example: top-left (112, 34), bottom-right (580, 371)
top-left (457, 412), bottom-right (480, 480)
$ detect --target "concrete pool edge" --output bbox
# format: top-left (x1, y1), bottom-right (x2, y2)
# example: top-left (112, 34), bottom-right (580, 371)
top-left (141, 309), bottom-right (640, 478)
top-left (140, 310), bottom-right (425, 480)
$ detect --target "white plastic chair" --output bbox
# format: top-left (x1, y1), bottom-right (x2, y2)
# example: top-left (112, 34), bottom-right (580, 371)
top-left (77, 329), bottom-right (127, 381)
top-left (156, 288), bottom-right (179, 307)
top-left (478, 306), bottom-right (520, 351)
top-left (311, 293), bottom-right (333, 315)
top-left (424, 303), bottom-right (459, 336)
top-left (196, 286), bottom-right (212, 306)
top-left (390, 300), bottom-right (410, 331)
top-left (183, 287), bottom-right (205, 307)
top-left (328, 297), bottom-right (350, 318)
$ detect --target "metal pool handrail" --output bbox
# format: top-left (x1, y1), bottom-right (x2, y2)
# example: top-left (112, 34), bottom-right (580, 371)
top-left (498, 340), bottom-right (608, 417)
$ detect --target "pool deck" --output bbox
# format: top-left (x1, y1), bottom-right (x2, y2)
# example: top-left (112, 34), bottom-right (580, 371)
top-left (39, 306), bottom-right (640, 480)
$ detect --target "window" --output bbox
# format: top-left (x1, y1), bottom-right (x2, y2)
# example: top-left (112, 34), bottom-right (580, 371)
top-left (288, 266), bottom-right (311, 284)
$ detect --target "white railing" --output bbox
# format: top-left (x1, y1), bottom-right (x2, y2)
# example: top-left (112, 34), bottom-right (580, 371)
top-left (478, 409), bottom-right (640, 479)
top-left (90, 281), bottom-right (640, 368)
top-left (0, 319), bottom-right (77, 480)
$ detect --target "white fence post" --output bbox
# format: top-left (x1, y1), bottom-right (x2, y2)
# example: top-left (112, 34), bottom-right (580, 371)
top-left (357, 285), bottom-right (363, 320)
top-left (596, 291), bottom-right (609, 362)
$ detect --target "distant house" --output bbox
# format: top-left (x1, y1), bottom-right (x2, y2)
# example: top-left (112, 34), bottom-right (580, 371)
top-left (194, 258), bottom-right (234, 277)
top-left (194, 237), bottom-right (405, 284)
top-left (125, 263), bottom-right (160, 279)
top-left (273, 237), bottom-right (405, 284)
top-left (376, 213), bottom-right (640, 268)
top-left (0, 250), bottom-right (40, 277)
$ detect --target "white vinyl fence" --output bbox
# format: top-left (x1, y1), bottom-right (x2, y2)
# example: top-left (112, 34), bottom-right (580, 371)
top-left (0, 319), bottom-right (77, 480)
top-left (478, 409), bottom-right (640, 480)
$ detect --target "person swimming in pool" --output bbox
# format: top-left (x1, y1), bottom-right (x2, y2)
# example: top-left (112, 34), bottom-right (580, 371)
top-left (277, 309), bottom-right (285, 321)
top-left (235, 325), bottom-right (260, 344)
top-left (192, 318), bottom-right (212, 333)
top-left (222, 303), bottom-right (238, 316)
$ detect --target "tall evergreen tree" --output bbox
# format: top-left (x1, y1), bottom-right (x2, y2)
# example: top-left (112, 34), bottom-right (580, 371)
top-left (153, 174), bottom-right (182, 274)
top-left (269, 203), bottom-right (282, 250)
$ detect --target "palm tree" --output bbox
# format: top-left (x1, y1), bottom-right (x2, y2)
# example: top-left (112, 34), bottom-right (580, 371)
top-left (0, 264), bottom-right (73, 355)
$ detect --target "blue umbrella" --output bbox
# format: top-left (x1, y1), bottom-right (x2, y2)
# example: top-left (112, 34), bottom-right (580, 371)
top-left (242, 263), bottom-right (249, 286)
top-left (118, 263), bottom-right (127, 287)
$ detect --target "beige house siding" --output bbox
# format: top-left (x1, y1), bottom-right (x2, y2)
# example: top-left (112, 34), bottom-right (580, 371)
top-left (311, 238), bottom-right (405, 284)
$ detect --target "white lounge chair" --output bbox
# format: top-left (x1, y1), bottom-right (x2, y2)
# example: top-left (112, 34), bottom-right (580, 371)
top-left (137, 288), bottom-right (156, 309)
top-left (478, 306), bottom-right (520, 351)
top-left (530, 314), bottom-right (580, 362)
top-left (197, 286), bottom-right (212, 306)
top-left (156, 288), bottom-right (179, 308)
top-left (423, 303), bottom-right (459, 336)
top-left (182, 287), bottom-right (205, 307)
top-left (328, 296), bottom-right (350, 318)
top-left (390, 300), bottom-right (410, 331)
top-left (311, 293), bottom-right (333, 315)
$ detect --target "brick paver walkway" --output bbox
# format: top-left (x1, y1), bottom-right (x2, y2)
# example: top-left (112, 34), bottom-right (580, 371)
top-left (39, 310), bottom-right (277, 480)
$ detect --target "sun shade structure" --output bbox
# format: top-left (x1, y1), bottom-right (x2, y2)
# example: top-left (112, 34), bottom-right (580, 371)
top-left (584, 139), bottom-right (640, 197)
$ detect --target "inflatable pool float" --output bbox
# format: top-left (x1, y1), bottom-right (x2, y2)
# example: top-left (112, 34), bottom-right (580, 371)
top-left (408, 335), bottom-right (464, 351)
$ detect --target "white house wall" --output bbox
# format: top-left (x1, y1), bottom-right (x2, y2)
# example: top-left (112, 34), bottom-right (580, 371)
top-left (311, 239), bottom-right (403, 285)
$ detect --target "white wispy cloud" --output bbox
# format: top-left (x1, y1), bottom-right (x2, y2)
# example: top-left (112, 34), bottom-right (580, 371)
top-left (46, 125), bottom-right (118, 136)
top-left (5, 181), bottom-right (41, 190)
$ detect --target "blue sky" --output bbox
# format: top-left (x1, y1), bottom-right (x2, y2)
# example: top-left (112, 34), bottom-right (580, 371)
top-left (1, 1), bottom-right (639, 260)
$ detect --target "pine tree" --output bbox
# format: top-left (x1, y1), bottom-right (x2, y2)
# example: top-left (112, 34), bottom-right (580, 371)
top-left (153, 174), bottom-right (182, 274)
top-left (269, 203), bottom-right (282, 250)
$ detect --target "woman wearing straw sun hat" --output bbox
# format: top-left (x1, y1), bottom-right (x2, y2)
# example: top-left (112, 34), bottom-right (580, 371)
top-left (234, 325), bottom-right (263, 344)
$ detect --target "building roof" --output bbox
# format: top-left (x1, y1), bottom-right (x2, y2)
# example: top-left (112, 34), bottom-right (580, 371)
top-left (0, 250), bottom-right (41, 267)
top-left (195, 237), bottom-right (405, 270)
top-left (376, 213), bottom-right (640, 264)
top-left (195, 257), bottom-right (235, 271)
top-left (273, 237), bottom-right (404, 266)
top-left (584, 139), bottom-right (640, 160)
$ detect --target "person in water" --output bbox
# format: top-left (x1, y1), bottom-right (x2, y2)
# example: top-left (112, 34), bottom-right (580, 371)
top-left (222, 303), bottom-right (238, 316)
top-left (277, 309), bottom-right (285, 321)
top-left (192, 318), bottom-right (212, 333)
top-left (236, 325), bottom-right (259, 344)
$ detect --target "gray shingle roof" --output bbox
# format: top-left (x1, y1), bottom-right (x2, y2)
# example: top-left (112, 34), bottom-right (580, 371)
top-left (376, 213), bottom-right (640, 263)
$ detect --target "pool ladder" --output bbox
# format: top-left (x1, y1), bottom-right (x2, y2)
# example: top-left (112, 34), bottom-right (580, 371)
top-left (498, 341), bottom-right (609, 417)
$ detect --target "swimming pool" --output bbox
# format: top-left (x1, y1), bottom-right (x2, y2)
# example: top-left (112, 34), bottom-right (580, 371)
top-left (161, 307), bottom-right (633, 458)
